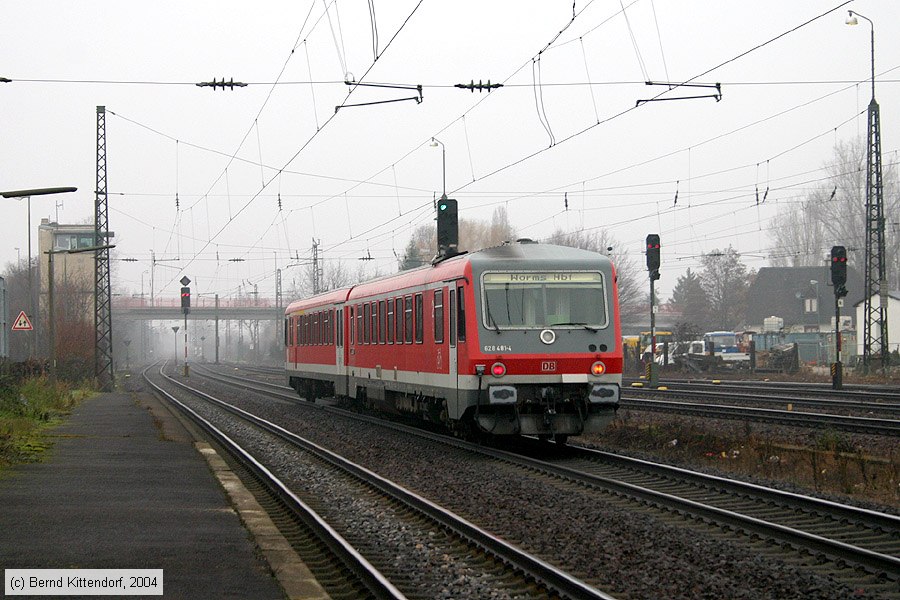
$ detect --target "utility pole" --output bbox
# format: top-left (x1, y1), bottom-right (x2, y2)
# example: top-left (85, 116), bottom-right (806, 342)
top-left (849, 11), bottom-right (890, 371)
top-left (311, 238), bottom-right (322, 295)
top-left (95, 106), bottom-right (114, 391)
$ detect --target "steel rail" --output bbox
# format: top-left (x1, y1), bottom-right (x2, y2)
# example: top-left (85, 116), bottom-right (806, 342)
top-left (167, 365), bottom-right (616, 600)
top-left (143, 365), bottom-right (407, 600)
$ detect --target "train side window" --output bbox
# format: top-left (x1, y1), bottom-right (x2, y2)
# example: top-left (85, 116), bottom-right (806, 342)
top-left (378, 300), bottom-right (386, 344)
top-left (415, 293), bottom-right (424, 344)
top-left (327, 309), bottom-right (334, 345)
top-left (357, 304), bottom-right (364, 345)
top-left (404, 296), bottom-right (413, 344)
top-left (370, 301), bottom-right (377, 344)
top-left (386, 299), bottom-right (394, 344)
top-left (314, 312), bottom-right (320, 345)
top-left (395, 298), bottom-right (403, 343)
top-left (349, 306), bottom-right (355, 345)
top-left (433, 289), bottom-right (444, 344)
top-left (449, 291), bottom-right (456, 346)
top-left (284, 318), bottom-right (290, 346)
top-left (457, 285), bottom-right (466, 342)
top-left (362, 303), bottom-right (370, 344)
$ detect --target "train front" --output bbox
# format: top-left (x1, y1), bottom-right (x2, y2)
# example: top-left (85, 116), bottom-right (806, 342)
top-left (461, 241), bottom-right (621, 440)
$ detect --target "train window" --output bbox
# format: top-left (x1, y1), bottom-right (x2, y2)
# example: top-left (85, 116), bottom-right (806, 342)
top-left (357, 304), bottom-right (364, 345)
top-left (433, 289), bottom-right (444, 344)
top-left (457, 285), bottom-right (466, 342)
top-left (370, 301), bottom-right (378, 345)
top-left (349, 306), bottom-right (355, 345)
top-left (337, 309), bottom-right (343, 347)
top-left (284, 318), bottom-right (290, 346)
top-left (362, 303), bottom-right (370, 344)
top-left (386, 300), bottom-right (394, 344)
top-left (314, 313), bottom-right (320, 345)
top-left (481, 272), bottom-right (607, 329)
top-left (404, 296), bottom-right (413, 344)
top-left (378, 301), bottom-right (386, 344)
top-left (415, 293), bottom-right (424, 344)
top-left (395, 298), bottom-right (403, 343)
top-left (449, 291), bottom-right (456, 346)
top-left (328, 309), bottom-right (335, 345)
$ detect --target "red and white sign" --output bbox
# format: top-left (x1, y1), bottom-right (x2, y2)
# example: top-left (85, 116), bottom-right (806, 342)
top-left (12, 311), bottom-right (33, 331)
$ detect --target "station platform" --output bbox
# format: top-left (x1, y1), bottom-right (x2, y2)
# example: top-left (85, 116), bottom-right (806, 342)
top-left (0, 389), bottom-right (287, 599)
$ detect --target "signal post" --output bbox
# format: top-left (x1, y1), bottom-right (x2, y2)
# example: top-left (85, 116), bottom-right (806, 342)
top-left (830, 246), bottom-right (848, 389)
top-left (181, 276), bottom-right (191, 377)
top-left (646, 234), bottom-right (661, 388)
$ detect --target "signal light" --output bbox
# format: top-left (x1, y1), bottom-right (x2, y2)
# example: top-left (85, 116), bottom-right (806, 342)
top-left (180, 286), bottom-right (191, 310)
top-left (646, 234), bottom-right (661, 280)
top-left (490, 362), bottom-right (506, 377)
top-left (830, 246), bottom-right (847, 296)
top-left (590, 361), bottom-right (606, 376)
top-left (436, 197), bottom-right (458, 258)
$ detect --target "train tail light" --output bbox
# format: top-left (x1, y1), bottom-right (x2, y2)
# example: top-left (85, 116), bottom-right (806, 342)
top-left (590, 361), bottom-right (606, 376)
top-left (490, 362), bottom-right (506, 377)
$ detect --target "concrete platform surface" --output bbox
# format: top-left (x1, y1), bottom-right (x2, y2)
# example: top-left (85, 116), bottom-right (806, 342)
top-left (0, 391), bottom-right (285, 599)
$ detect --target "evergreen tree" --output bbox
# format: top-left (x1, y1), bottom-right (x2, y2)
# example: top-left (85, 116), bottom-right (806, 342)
top-left (669, 268), bottom-right (711, 332)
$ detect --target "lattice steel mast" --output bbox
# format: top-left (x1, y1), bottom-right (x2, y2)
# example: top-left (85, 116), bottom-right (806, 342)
top-left (851, 11), bottom-right (890, 371)
top-left (95, 106), bottom-right (115, 390)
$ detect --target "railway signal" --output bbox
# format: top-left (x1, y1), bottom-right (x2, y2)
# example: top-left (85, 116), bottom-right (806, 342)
top-left (180, 287), bottom-right (191, 312)
top-left (830, 246), bottom-right (848, 296)
top-left (436, 197), bottom-right (459, 259)
top-left (646, 234), bottom-right (661, 280)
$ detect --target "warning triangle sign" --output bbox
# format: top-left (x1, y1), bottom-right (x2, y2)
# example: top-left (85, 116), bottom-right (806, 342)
top-left (12, 310), bottom-right (33, 331)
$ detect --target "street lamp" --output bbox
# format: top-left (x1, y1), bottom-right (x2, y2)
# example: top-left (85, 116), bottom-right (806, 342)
top-left (1, 186), bottom-right (77, 359)
top-left (429, 137), bottom-right (446, 199)
top-left (46, 243), bottom-right (114, 385)
top-left (846, 10), bottom-right (875, 100)
top-left (847, 9), bottom-right (889, 370)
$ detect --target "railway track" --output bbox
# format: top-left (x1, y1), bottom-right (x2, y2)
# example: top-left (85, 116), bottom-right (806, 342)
top-left (148, 363), bottom-right (615, 600)
top-left (194, 364), bottom-right (900, 596)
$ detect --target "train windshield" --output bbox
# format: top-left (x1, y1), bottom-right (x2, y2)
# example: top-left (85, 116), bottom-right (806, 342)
top-left (481, 271), bottom-right (608, 330)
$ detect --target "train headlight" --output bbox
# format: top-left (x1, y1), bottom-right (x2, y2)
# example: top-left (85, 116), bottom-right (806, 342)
top-left (590, 361), bottom-right (606, 376)
top-left (490, 362), bottom-right (507, 377)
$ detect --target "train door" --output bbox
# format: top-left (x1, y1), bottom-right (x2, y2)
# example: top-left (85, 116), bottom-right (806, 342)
top-left (447, 286), bottom-right (459, 415)
top-left (335, 305), bottom-right (347, 396)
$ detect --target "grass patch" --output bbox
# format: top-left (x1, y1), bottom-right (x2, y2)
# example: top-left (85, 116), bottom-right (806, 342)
top-left (0, 377), bottom-right (90, 470)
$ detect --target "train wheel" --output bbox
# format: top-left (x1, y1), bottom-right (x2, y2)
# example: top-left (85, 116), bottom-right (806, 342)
top-left (553, 434), bottom-right (568, 446)
top-left (537, 434), bottom-right (551, 443)
top-left (304, 381), bottom-right (317, 403)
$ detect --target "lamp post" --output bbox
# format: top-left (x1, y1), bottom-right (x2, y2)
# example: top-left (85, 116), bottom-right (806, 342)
top-left (846, 11), bottom-right (875, 100)
top-left (847, 9), bottom-right (889, 370)
top-left (1, 186), bottom-right (77, 359)
top-left (45, 243), bottom-right (114, 385)
top-left (429, 137), bottom-right (446, 199)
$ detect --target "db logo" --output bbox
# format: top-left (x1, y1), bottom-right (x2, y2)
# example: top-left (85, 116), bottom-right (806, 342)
top-left (541, 361), bottom-right (557, 372)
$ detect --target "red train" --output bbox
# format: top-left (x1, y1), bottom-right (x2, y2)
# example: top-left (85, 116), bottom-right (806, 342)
top-left (284, 239), bottom-right (622, 442)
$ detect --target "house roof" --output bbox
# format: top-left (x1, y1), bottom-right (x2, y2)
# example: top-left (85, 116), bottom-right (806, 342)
top-left (745, 266), bottom-right (864, 329)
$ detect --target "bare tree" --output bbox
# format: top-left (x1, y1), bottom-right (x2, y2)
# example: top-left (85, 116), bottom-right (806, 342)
top-left (699, 246), bottom-right (752, 330)
top-left (768, 139), bottom-right (899, 282)
top-left (543, 229), bottom-right (641, 323)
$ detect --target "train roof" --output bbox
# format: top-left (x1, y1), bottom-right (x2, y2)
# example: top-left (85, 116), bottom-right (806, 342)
top-left (284, 240), bottom-right (613, 315)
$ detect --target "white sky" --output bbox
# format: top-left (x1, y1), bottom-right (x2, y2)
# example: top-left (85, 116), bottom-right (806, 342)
top-left (2, 0), bottom-right (898, 302)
